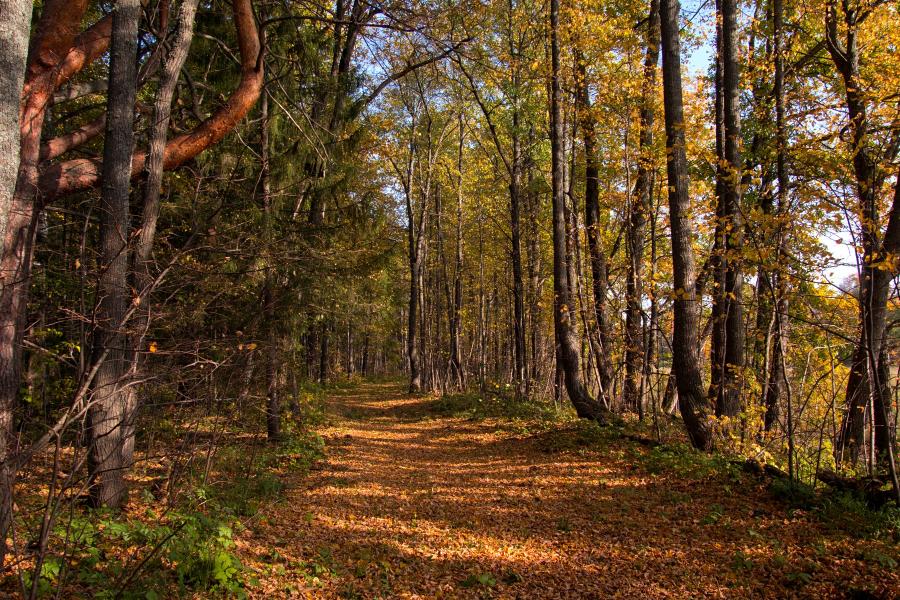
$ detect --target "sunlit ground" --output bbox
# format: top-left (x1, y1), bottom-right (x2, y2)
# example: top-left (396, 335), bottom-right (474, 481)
top-left (238, 382), bottom-right (899, 599)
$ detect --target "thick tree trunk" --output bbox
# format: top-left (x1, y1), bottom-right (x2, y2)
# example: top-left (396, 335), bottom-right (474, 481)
top-left (549, 0), bottom-right (604, 421)
top-left (87, 0), bottom-right (141, 508)
top-left (0, 0), bottom-right (31, 245)
top-left (624, 0), bottom-right (659, 414)
top-left (0, 0), bottom-right (33, 565)
top-left (1, 0), bottom-right (93, 528)
top-left (659, 0), bottom-right (712, 449)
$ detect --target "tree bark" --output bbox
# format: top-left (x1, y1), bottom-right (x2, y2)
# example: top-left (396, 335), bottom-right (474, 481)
top-left (659, 0), bottom-right (712, 449)
top-left (550, 0), bottom-right (604, 421)
top-left (123, 0), bottom-right (201, 469)
top-left (711, 0), bottom-right (745, 420)
top-left (575, 53), bottom-right (613, 406)
top-left (763, 0), bottom-right (789, 432)
top-left (827, 0), bottom-right (896, 466)
top-left (624, 0), bottom-right (659, 414)
top-left (87, 0), bottom-right (141, 509)
top-left (0, 0), bottom-right (33, 565)
top-left (0, 0), bottom-right (31, 244)
top-left (449, 113), bottom-right (465, 389)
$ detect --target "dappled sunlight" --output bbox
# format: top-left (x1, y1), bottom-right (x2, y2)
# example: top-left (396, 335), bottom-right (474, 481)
top-left (233, 383), bottom-right (900, 598)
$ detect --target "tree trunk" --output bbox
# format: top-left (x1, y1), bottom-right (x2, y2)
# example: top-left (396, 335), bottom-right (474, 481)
top-left (87, 0), bottom-right (141, 508)
top-left (827, 1), bottom-right (896, 468)
top-left (624, 0), bottom-right (659, 414)
top-left (711, 0), bottom-right (745, 420)
top-left (0, 0), bottom-right (31, 246)
top-left (549, 0), bottom-right (604, 421)
top-left (319, 320), bottom-right (330, 384)
top-left (0, 0), bottom-right (33, 565)
top-left (575, 53), bottom-right (613, 406)
top-left (125, 0), bottom-right (201, 466)
top-left (659, 0), bottom-right (713, 449)
top-left (259, 64), bottom-right (281, 441)
top-left (763, 0), bottom-right (789, 432)
top-left (449, 114), bottom-right (465, 389)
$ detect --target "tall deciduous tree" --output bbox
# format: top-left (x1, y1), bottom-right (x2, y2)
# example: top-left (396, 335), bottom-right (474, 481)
top-left (659, 0), bottom-right (712, 449)
top-left (549, 0), bottom-right (604, 421)
top-left (87, 0), bottom-right (142, 508)
top-left (623, 0), bottom-right (660, 415)
top-left (710, 0), bottom-right (745, 420)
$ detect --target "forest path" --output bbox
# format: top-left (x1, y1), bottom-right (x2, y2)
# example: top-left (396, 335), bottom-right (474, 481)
top-left (240, 382), bottom-right (898, 599)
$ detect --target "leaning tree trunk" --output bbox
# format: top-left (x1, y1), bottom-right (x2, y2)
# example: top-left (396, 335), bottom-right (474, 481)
top-left (624, 0), bottom-right (659, 414)
top-left (549, 0), bottom-right (604, 421)
top-left (87, 0), bottom-right (141, 509)
top-left (0, 0), bottom-right (33, 565)
top-left (659, 0), bottom-right (713, 450)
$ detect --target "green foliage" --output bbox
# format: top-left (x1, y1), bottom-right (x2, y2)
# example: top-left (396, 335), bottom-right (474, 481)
top-left (425, 388), bottom-right (566, 422)
top-left (768, 478), bottom-right (818, 509)
top-left (815, 492), bottom-right (900, 540)
top-left (32, 510), bottom-right (245, 599)
top-left (460, 572), bottom-right (497, 588)
top-left (196, 430), bottom-right (323, 517)
top-left (23, 428), bottom-right (324, 598)
top-left (640, 443), bottom-right (742, 482)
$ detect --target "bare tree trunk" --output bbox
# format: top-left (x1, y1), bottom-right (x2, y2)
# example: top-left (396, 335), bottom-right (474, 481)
top-left (449, 113), bottom-right (465, 389)
top-left (125, 0), bottom-right (201, 466)
top-left (763, 0), bottom-right (789, 432)
top-left (361, 334), bottom-right (370, 377)
top-left (319, 320), bottom-right (330, 384)
top-left (711, 0), bottom-right (745, 419)
top-left (88, 0), bottom-right (141, 508)
top-left (550, 0), bottom-right (604, 421)
top-left (828, 1), bottom-right (897, 468)
top-left (0, 0), bottom-right (33, 564)
top-left (659, 0), bottom-right (712, 449)
top-left (574, 53), bottom-right (613, 405)
top-left (0, 0), bottom-right (30, 246)
top-left (624, 0), bottom-right (659, 414)
top-left (258, 61), bottom-right (281, 440)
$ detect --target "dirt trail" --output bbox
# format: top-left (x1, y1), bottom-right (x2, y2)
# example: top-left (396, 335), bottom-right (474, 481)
top-left (240, 382), bottom-right (899, 599)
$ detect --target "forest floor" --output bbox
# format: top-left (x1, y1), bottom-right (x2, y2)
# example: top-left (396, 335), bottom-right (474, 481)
top-left (236, 382), bottom-right (900, 599)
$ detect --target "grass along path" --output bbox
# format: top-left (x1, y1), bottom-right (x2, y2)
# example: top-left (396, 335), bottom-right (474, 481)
top-left (237, 382), bottom-right (899, 599)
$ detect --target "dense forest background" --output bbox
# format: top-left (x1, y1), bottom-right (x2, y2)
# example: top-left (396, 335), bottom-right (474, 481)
top-left (0, 0), bottom-right (899, 596)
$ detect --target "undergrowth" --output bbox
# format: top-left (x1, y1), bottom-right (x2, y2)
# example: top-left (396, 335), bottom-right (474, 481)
top-left (14, 418), bottom-right (325, 598)
top-left (425, 386), bottom-right (570, 422)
